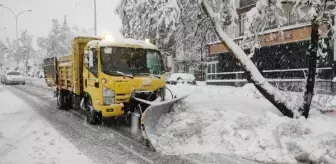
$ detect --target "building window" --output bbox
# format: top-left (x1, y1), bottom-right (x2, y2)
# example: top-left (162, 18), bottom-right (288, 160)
top-left (239, 13), bottom-right (246, 36)
top-left (266, 3), bottom-right (310, 29)
top-left (207, 62), bottom-right (217, 80)
top-left (283, 3), bottom-right (298, 25)
top-left (207, 65), bottom-right (211, 75)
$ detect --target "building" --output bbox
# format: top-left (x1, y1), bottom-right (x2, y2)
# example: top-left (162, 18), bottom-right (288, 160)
top-left (206, 0), bottom-right (335, 93)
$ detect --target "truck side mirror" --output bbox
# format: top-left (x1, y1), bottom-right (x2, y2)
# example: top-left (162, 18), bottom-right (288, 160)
top-left (88, 50), bottom-right (94, 68)
top-left (84, 50), bottom-right (89, 65)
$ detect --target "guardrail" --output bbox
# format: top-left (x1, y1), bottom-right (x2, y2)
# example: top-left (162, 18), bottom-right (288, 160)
top-left (206, 67), bottom-right (333, 81)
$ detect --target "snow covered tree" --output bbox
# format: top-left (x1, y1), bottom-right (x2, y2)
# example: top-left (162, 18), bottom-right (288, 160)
top-left (0, 40), bottom-right (7, 59)
top-left (58, 16), bottom-right (73, 56)
top-left (117, 0), bottom-right (335, 118)
top-left (173, 0), bottom-right (217, 67)
top-left (37, 16), bottom-right (75, 57)
top-left (0, 40), bottom-right (7, 70)
top-left (116, 0), bottom-right (223, 68)
top-left (201, 0), bottom-right (336, 118)
top-left (17, 30), bottom-right (35, 64)
top-left (37, 19), bottom-right (61, 57)
top-left (1, 30), bottom-right (35, 72)
top-left (116, 0), bottom-right (180, 66)
top-left (4, 39), bottom-right (20, 64)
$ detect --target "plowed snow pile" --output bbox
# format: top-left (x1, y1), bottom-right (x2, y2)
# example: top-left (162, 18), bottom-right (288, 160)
top-left (154, 83), bottom-right (336, 164)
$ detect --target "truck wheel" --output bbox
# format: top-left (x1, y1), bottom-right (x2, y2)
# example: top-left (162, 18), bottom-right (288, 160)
top-left (85, 98), bottom-right (100, 125)
top-left (57, 91), bottom-right (65, 110)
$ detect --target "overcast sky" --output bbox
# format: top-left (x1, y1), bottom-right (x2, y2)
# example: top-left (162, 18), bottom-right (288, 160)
top-left (0, 0), bottom-right (122, 44)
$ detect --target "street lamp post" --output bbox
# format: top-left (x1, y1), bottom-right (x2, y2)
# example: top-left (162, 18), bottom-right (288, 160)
top-left (0, 4), bottom-right (32, 39)
top-left (93, 0), bottom-right (97, 36)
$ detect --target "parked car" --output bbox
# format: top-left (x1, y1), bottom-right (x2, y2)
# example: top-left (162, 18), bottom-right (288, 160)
top-left (1, 71), bottom-right (25, 85)
top-left (166, 73), bottom-right (196, 85)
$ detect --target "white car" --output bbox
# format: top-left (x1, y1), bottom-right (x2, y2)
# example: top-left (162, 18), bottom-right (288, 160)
top-left (166, 73), bottom-right (196, 85)
top-left (1, 71), bottom-right (25, 85)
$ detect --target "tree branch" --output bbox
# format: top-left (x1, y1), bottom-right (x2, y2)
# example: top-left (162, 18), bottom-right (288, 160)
top-left (201, 0), bottom-right (295, 118)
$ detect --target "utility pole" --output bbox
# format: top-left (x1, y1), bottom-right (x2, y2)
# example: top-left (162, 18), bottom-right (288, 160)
top-left (0, 4), bottom-right (32, 39)
top-left (94, 0), bottom-right (97, 36)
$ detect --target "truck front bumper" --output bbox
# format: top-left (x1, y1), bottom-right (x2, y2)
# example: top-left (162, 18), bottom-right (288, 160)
top-left (97, 103), bottom-right (125, 117)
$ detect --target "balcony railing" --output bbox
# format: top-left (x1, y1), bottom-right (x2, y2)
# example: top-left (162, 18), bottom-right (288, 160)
top-left (206, 67), bottom-right (333, 81)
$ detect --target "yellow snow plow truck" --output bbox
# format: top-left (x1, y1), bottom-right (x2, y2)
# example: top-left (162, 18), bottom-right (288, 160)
top-left (53, 36), bottom-right (187, 148)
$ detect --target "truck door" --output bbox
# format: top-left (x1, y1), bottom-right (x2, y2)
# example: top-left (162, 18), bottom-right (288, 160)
top-left (84, 48), bottom-right (101, 104)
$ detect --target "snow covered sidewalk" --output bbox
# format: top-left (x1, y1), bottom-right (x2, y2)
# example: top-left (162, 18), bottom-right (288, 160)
top-left (155, 84), bottom-right (336, 164)
top-left (0, 85), bottom-right (93, 164)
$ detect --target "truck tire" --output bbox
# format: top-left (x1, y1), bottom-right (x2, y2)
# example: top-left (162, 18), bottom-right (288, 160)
top-left (85, 98), bottom-right (100, 125)
top-left (57, 91), bottom-right (65, 110)
top-left (58, 90), bottom-right (72, 110)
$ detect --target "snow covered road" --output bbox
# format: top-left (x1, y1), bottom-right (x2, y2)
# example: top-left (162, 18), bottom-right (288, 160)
top-left (0, 83), bottom-right (260, 164)
top-left (4, 79), bottom-right (336, 164)
top-left (0, 85), bottom-right (93, 164)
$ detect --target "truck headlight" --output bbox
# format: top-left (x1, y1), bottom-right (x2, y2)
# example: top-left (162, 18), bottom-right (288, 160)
top-left (103, 87), bottom-right (115, 105)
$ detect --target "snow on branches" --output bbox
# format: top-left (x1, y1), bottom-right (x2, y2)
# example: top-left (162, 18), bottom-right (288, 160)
top-left (116, 0), bottom-right (234, 67)
top-left (200, 0), bottom-right (336, 118)
top-left (37, 16), bottom-right (88, 58)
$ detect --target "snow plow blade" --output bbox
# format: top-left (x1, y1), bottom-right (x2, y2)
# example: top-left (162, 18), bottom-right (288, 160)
top-left (143, 95), bottom-right (188, 149)
top-left (133, 95), bottom-right (188, 150)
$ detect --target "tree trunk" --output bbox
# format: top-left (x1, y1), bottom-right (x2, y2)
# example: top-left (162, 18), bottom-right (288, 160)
top-left (200, 0), bottom-right (294, 118)
top-left (301, 17), bottom-right (319, 118)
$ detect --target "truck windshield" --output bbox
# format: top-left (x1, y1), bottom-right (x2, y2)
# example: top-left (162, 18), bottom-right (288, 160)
top-left (101, 47), bottom-right (164, 76)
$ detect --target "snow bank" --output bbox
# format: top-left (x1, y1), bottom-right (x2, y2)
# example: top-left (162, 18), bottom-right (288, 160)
top-left (0, 85), bottom-right (93, 164)
top-left (25, 77), bottom-right (48, 88)
top-left (157, 83), bottom-right (336, 163)
top-left (25, 77), bottom-right (56, 91)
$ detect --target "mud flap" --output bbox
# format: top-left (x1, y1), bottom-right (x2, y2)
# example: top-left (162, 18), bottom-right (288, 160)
top-left (133, 95), bottom-right (188, 150)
